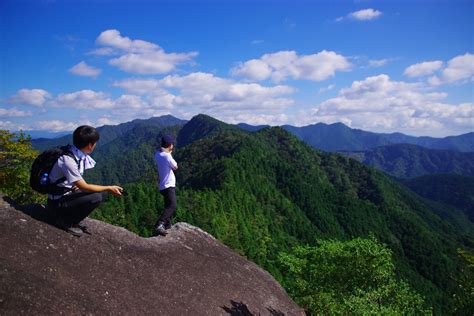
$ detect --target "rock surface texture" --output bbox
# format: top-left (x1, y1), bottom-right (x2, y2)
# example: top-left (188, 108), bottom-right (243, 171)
top-left (0, 195), bottom-right (303, 315)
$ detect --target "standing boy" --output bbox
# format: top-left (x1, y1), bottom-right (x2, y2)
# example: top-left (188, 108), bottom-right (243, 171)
top-left (48, 125), bottom-right (123, 237)
top-left (153, 134), bottom-right (178, 236)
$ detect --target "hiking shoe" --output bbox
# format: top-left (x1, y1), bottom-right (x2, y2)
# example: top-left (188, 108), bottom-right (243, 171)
top-left (153, 223), bottom-right (168, 236)
top-left (55, 218), bottom-right (83, 237)
top-left (66, 225), bottom-right (83, 237)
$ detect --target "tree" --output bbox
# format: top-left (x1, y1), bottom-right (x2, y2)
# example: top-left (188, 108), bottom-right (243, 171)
top-left (278, 237), bottom-right (430, 315)
top-left (0, 130), bottom-right (43, 204)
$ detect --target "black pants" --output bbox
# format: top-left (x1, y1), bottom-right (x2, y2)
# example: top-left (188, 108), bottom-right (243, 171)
top-left (158, 187), bottom-right (176, 227)
top-left (48, 192), bottom-right (107, 225)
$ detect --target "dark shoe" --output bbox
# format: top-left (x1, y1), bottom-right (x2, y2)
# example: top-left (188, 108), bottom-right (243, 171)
top-left (66, 226), bottom-right (83, 237)
top-left (165, 222), bottom-right (172, 230)
top-left (77, 224), bottom-right (91, 235)
top-left (153, 223), bottom-right (168, 236)
top-left (55, 218), bottom-right (83, 237)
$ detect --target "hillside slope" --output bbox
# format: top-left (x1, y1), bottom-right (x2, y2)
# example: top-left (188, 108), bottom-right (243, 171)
top-left (0, 195), bottom-right (302, 315)
top-left (341, 143), bottom-right (474, 178)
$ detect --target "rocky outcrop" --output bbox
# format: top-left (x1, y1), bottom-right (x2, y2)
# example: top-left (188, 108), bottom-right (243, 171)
top-left (0, 195), bottom-right (303, 315)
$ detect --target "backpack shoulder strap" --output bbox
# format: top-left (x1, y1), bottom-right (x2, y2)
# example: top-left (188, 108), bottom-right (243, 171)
top-left (60, 145), bottom-right (81, 170)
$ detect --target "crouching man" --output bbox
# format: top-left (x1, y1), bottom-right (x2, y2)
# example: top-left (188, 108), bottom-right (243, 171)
top-left (48, 125), bottom-right (123, 237)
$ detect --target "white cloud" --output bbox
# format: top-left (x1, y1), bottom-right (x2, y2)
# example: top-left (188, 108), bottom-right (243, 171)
top-left (49, 90), bottom-right (114, 109)
top-left (114, 72), bottom-right (295, 122)
top-left (96, 29), bottom-right (159, 53)
top-left (95, 116), bottom-right (121, 126)
top-left (369, 59), bottom-right (390, 67)
top-left (404, 60), bottom-right (444, 77)
top-left (337, 8), bottom-right (382, 22)
top-left (231, 50), bottom-right (352, 82)
top-left (0, 108), bottom-right (33, 117)
top-left (8, 89), bottom-right (51, 107)
top-left (349, 8), bottom-right (382, 21)
top-left (69, 61), bottom-right (102, 77)
top-left (429, 53), bottom-right (474, 85)
top-left (95, 29), bottom-right (198, 74)
top-left (307, 74), bottom-right (473, 136)
top-left (109, 50), bottom-right (198, 74)
top-left (32, 120), bottom-right (80, 132)
top-left (0, 120), bottom-right (30, 131)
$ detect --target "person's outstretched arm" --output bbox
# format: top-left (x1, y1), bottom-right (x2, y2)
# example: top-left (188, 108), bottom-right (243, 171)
top-left (74, 179), bottom-right (123, 196)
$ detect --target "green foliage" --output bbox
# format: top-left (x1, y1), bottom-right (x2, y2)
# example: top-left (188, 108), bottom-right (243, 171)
top-left (401, 174), bottom-right (474, 223)
top-left (0, 130), bottom-right (43, 204)
top-left (278, 237), bottom-right (430, 315)
top-left (454, 249), bottom-right (474, 314)
top-left (92, 183), bottom-right (161, 237)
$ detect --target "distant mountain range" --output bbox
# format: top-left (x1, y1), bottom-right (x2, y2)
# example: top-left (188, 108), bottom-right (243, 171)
top-left (341, 143), bottom-right (474, 178)
top-left (31, 115), bottom-right (473, 153)
top-left (281, 123), bottom-right (474, 152)
top-left (32, 115), bottom-right (186, 151)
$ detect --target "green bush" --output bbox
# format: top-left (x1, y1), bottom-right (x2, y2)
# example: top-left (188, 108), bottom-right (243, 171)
top-left (278, 237), bottom-right (431, 315)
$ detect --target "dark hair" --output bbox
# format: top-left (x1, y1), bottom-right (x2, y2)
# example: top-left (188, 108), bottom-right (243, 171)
top-left (73, 125), bottom-right (100, 149)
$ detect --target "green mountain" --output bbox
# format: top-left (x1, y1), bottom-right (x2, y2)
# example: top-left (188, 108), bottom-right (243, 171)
top-left (31, 115), bottom-right (186, 151)
top-left (341, 143), bottom-right (474, 178)
top-left (401, 174), bottom-right (474, 223)
top-left (87, 114), bottom-right (473, 314)
top-left (282, 123), bottom-right (474, 152)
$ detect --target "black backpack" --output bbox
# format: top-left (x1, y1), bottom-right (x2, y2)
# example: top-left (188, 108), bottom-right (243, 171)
top-left (30, 145), bottom-right (80, 195)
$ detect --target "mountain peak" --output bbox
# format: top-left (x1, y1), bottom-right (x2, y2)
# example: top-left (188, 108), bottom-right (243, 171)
top-left (177, 114), bottom-right (240, 147)
top-left (0, 195), bottom-right (302, 315)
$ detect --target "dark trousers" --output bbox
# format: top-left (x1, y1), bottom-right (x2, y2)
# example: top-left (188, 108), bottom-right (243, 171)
top-left (158, 187), bottom-right (176, 227)
top-left (48, 192), bottom-right (107, 225)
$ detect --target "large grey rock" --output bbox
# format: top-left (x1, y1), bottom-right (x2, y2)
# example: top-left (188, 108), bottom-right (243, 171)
top-left (0, 195), bottom-right (304, 315)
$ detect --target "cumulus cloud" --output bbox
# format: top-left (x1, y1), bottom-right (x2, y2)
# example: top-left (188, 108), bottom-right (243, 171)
top-left (49, 90), bottom-right (114, 109)
top-left (114, 72), bottom-right (295, 122)
top-left (7, 89), bottom-right (51, 107)
top-left (32, 120), bottom-right (79, 132)
top-left (337, 8), bottom-right (382, 22)
top-left (0, 108), bottom-right (32, 117)
top-left (95, 29), bottom-right (198, 74)
top-left (69, 61), bottom-right (102, 77)
top-left (307, 74), bottom-right (473, 136)
top-left (429, 53), bottom-right (474, 85)
top-left (231, 50), bottom-right (352, 82)
top-left (349, 8), bottom-right (382, 20)
top-left (0, 120), bottom-right (30, 131)
top-left (404, 60), bottom-right (444, 77)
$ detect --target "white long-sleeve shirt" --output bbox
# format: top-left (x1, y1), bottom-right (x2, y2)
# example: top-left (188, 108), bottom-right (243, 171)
top-left (155, 149), bottom-right (178, 190)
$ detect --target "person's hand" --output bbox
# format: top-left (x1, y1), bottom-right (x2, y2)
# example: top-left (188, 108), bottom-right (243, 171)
top-left (109, 185), bottom-right (123, 196)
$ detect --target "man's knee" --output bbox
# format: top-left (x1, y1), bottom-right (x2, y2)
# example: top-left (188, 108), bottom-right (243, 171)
top-left (89, 192), bottom-right (106, 205)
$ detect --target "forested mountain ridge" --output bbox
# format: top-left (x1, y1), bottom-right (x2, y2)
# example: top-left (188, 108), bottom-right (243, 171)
top-left (84, 114), bottom-right (474, 313)
top-left (282, 123), bottom-right (474, 152)
top-left (401, 174), bottom-right (474, 223)
top-left (31, 115), bottom-right (186, 151)
top-left (341, 143), bottom-right (474, 178)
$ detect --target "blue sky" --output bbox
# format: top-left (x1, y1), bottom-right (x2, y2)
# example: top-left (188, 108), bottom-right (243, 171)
top-left (1, 0), bottom-right (473, 137)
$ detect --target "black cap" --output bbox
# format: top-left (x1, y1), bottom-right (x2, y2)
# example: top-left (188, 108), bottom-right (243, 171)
top-left (162, 134), bottom-right (175, 145)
